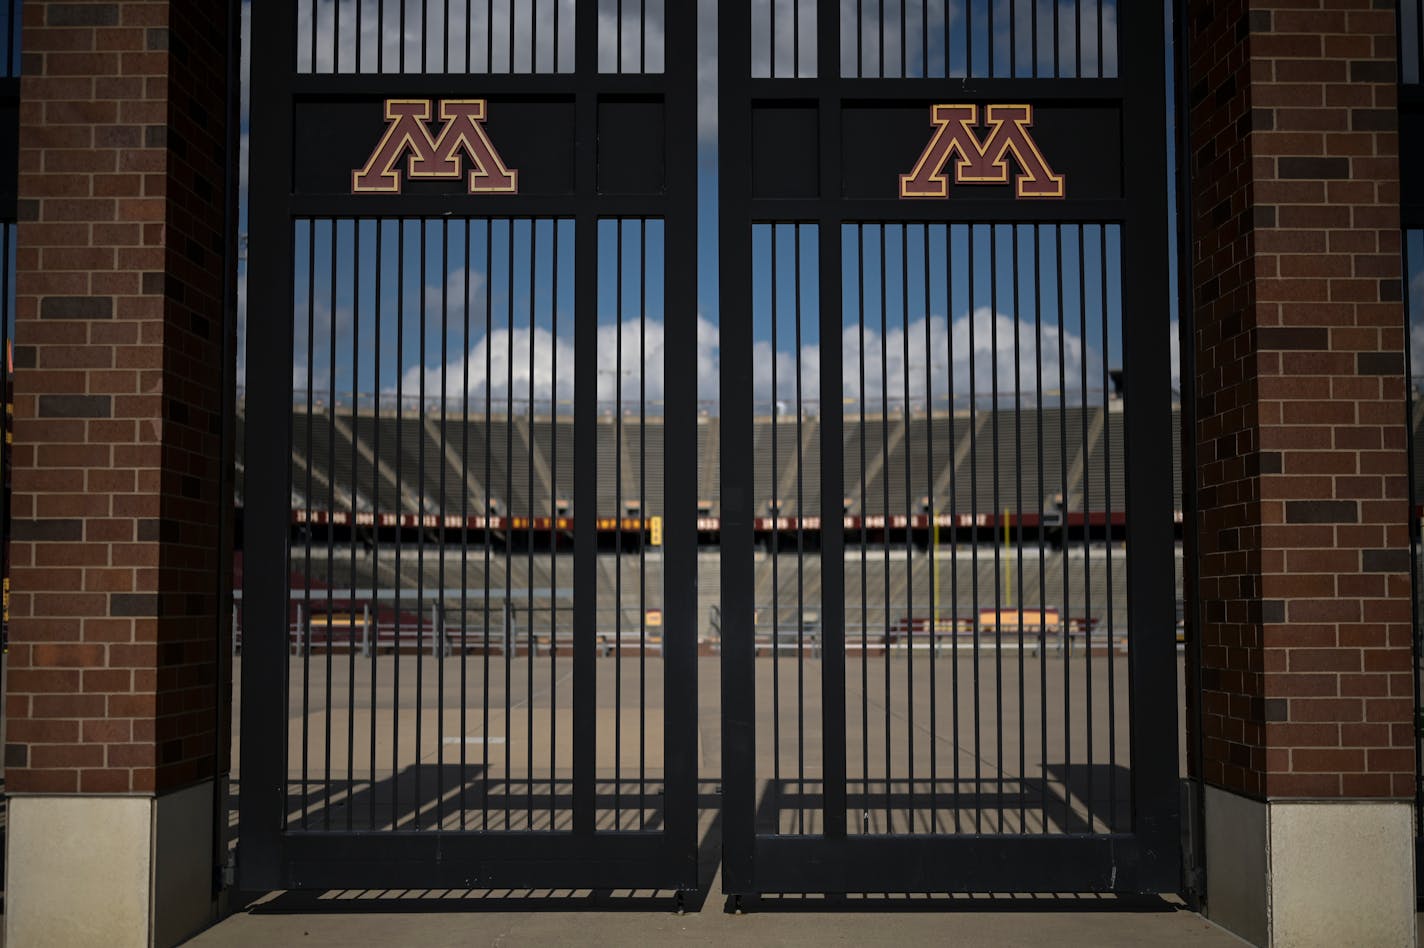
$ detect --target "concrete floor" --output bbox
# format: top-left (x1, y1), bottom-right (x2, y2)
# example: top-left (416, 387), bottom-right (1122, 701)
top-left (184, 650), bottom-right (1253, 946)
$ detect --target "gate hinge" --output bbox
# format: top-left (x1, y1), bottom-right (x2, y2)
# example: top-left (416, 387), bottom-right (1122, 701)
top-left (216, 847), bottom-right (237, 894)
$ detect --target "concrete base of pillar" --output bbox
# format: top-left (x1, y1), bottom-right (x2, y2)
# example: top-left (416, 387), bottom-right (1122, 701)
top-left (5, 780), bottom-right (218, 948)
top-left (1203, 784), bottom-right (1415, 947)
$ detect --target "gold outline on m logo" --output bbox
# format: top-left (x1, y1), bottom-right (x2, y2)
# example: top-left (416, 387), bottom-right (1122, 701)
top-left (900, 104), bottom-right (1065, 200)
top-left (352, 99), bottom-right (519, 195)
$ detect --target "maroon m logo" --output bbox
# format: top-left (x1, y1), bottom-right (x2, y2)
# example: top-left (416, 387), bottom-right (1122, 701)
top-left (900, 104), bottom-right (1065, 200)
top-left (352, 99), bottom-right (519, 195)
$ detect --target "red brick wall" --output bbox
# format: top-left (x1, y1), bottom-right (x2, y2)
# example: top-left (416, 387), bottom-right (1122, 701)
top-left (6, 0), bottom-right (233, 795)
top-left (1187, 1), bottom-right (1413, 798)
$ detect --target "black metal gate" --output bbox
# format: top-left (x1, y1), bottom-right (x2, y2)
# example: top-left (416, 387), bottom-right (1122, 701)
top-left (718, 0), bottom-right (1180, 894)
top-left (240, 1), bottom-right (699, 891)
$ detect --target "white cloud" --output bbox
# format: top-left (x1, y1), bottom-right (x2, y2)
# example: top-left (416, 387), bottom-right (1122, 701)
top-left (391, 306), bottom-right (1099, 415)
top-left (758, 307), bottom-right (1101, 410)
top-left (398, 313), bottom-right (720, 408)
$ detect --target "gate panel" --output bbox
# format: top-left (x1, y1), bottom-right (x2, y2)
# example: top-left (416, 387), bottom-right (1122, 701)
top-left (721, 0), bottom-right (1178, 895)
top-left (243, 0), bottom-right (697, 891)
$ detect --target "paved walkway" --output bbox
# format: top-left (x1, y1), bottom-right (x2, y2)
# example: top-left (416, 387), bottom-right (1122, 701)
top-left (190, 889), bottom-right (1244, 947)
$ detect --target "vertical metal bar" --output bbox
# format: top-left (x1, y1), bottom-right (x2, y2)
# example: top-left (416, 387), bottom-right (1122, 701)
top-left (1074, 0), bottom-right (1082, 76)
top-left (965, 0), bottom-right (972, 76)
top-left (505, 218), bottom-right (515, 829)
top-left (719, 0), bottom-right (758, 883)
top-left (901, 224), bottom-right (914, 831)
top-left (921, 0), bottom-right (928, 77)
top-left (1013, 223), bottom-right (1026, 833)
top-left (461, 218), bottom-right (472, 830)
top-left (946, 222), bottom-right (961, 834)
top-left (574, 0), bottom-right (599, 837)
top-left (943, 0), bottom-right (951, 77)
top-left (879, 225), bottom-right (892, 831)
top-left (415, 221), bottom-right (428, 829)
top-left (663, 0), bottom-right (699, 871)
top-left (240, 0), bottom-right (299, 883)
top-left (1031, 0), bottom-right (1038, 78)
top-left (795, 224), bottom-right (807, 835)
top-left (550, 219), bottom-right (561, 830)
top-left (1008, 0), bottom-right (1015, 75)
top-left (638, 218), bottom-right (647, 830)
top-left (924, 224), bottom-right (936, 832)
top-left (772, 225), bottom-right (783, 828)
top-left (438, 220), bottom-right (450, 830)
top-left (348, 221), bottom-right (360, 832)
top-left (817, 0), bottom-right (849, 843)
top-left (990, 223), bottom-right (1003, 833)
top-left (1102, 223), bottom-right (1117, 831)
top-left (483, 219), bottom-right (494, 830)
top-left (1035, 223), bottom-right (1048, 833)
top-left (615, 220), bottom-right (625, 829)
top-left (1120, 0), bottom-right (1179, 879)
top-left (528, 219), bottom-right (537, 830)
top-left (987, 0), bottom-right (994, 76)
top-left (859, 225), bottom-right (870, 832)
top-left (488, 0), bottom-right (495, 72)
top-left (1079, 223), bottom-right (1093, 833)
top-left (900, 0), bottom-right (907, 77)
top-left (1097, 0), bottom-right (1105, 78)
top-left (770, 0), bottom-right (776, 77)
top-left (1051, 0), bottom-right (1058, 76)
top-left (1056, 224), bottom-right (1071, 833)
top-left (370, 221), bottom-right (383, 832)
top-left (334, 0), bottom-right (342, 72)
top-left (878, 0), bottom-right (885, 77)
top-left (302, 220), bottom-right (316, 830)
top-left (854, 0), bottom-right (865, 77)
top-left (791, 0), bottom-right (803, 76)
top-left (968, 223), bottom-right (981, 833)
top-left (618, 0), bottom-right (624, 72)
top-left (394, 220), bottom-right (406, 829)
top-left (400, 0), bottom-right (407, 72)
top-left (660, 0), bottom-right (699, 873)
top-left (324, 222), bottom-right (337, 832)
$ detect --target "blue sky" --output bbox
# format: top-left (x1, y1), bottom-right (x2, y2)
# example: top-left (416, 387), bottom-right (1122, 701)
top-left (244, 0), bottom-right (1189, 413)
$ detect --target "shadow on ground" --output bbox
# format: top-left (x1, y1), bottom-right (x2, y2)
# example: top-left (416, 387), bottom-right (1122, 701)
top-left (227, 776), bottom-right (1186, 919)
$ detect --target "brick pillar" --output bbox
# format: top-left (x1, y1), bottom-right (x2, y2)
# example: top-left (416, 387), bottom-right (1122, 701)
top-left (3, 2), bottom-right (234, 946)
top-left (1187, 3), bottom-right (1415, 945)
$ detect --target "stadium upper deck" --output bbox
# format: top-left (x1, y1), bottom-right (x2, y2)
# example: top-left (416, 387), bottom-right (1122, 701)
top-left (241, 398), bottom-right (1199, 533)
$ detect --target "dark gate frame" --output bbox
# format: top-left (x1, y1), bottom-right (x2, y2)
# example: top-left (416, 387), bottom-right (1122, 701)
top-left (1398, 0), bottom-right (1424, 900)
top-left (240, 3), bottom-right (700, 892)
top-left (718, 1), bottom-right (1181, 894)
